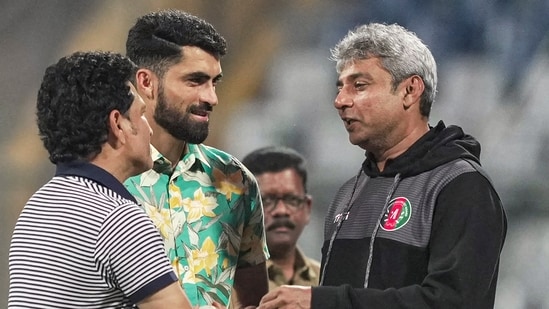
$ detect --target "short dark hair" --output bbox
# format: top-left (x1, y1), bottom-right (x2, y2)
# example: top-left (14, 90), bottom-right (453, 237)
top-left (36, 51), bottom-right (138, 164)
top-left (242, 146), bottom-right (308, 192)
top-left (126, 9), bottom-right (227, 77)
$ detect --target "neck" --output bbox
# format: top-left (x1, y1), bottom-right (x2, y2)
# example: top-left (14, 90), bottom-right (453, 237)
top-left (270, 247), bottom-right (297, 281)
top-left (374, 123), bottom-right (430, 171)
top-left (150, 125), bottom-right (187, 166)
top-left (90, 152), bottom-right (127, 183)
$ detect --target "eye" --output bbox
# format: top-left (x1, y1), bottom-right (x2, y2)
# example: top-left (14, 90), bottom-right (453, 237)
top-left (354, 81), bottom-right (367, 90)
top-left (213, 76), bottom-right (223, 87)
top-left (261, 196), bottom-right (276, 207)
top-left (283, 196), bottom-right (301, 207)
top-left (187, 78), bottom-right (203, 86)
top-left (185, 73), bottom-right (210, 86)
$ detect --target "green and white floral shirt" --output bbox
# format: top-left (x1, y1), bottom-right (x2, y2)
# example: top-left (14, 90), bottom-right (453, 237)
top-left (125, 144), bottom-right (268, 307)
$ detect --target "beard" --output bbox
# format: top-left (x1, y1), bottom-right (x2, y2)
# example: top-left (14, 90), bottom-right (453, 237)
top-left (154, 88), bottom-right (210, 144)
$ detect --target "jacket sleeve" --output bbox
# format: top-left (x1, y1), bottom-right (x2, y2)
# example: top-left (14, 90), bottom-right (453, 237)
top-left (311, 172), bottom-right (507, 308)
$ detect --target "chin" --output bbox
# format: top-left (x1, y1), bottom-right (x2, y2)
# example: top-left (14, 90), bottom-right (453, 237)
top-left (131, 159), bottom-right (153, 177)
top-left (268, 235), bottom-right (294, 246)
top-left (349, 136), bottom-right (362, 146)
top-left (143, 159), bottom-right (154, 172)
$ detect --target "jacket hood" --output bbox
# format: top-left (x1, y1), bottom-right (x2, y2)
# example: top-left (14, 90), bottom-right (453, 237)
top-left (362, 121), bottom-right (481, 178)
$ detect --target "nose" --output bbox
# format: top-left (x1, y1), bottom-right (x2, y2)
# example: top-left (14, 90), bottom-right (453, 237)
top-left (334, 88), bottom-right (352, 110)
top-left (200, 82), bottom-right (218, 106)
top-left (270, 199), bottom-right (290, 216)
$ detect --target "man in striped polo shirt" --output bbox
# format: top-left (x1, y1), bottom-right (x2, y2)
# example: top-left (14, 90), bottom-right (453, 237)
top-left (8, 51), bottom-right (194, 308)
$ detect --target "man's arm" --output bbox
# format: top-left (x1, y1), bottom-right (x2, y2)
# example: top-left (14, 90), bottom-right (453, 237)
top-left (234, 261), bottom-right (269, 306)
top-left (137, 281), bottom-right (192, 309)
top-left (234, 167), bottom-right (270, 306)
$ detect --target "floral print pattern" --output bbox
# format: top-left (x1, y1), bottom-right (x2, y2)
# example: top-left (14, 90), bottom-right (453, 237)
top-left (125, 144), bottom-right (268, 307)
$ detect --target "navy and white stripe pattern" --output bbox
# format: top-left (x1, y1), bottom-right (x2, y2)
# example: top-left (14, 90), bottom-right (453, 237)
top-left (9, 166), bottom-right (177, 308)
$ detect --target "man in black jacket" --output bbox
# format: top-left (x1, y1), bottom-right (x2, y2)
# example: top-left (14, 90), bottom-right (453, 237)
top-left (258, 22), bottom-right (507, 309)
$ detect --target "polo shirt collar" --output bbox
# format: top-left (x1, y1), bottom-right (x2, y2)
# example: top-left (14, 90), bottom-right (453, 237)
top-left (55, 161), bottom-right (137, 203)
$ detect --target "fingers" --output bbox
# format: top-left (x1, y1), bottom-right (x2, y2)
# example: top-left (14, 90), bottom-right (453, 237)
top-left (260, 289), bottom-right (279, 304)
top-left (258, 287), bottom-right (288, 309)
top-left (257, 285), bottom-right (312, 309)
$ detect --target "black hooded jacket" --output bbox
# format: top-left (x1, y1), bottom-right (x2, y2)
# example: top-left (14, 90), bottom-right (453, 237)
top-left (312, 121), bottom-right (507, 309)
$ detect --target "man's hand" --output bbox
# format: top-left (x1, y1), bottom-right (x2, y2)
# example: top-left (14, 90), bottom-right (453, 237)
top-left (257, 285), bottom-right (311, 309)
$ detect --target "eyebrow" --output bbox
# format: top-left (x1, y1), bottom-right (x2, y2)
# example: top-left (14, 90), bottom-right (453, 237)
top-left (185, 71), bottom-right (223, 83)
top-left (336, 72), bottom-right (372, 87)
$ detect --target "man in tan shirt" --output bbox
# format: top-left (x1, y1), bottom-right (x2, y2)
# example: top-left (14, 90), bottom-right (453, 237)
top-left (242, 146), bottom-right (320, 290)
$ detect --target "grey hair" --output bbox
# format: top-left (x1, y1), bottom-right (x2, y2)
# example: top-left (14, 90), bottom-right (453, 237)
top-left (330, 23), bottom-right (437, 117)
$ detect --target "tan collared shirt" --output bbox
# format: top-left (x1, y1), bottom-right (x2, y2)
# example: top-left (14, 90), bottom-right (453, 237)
top-left (266, 247), bottom-right (320, 289)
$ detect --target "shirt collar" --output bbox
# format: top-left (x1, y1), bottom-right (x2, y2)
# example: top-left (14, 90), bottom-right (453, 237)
top-left (151, 143), bottom-right (211, 175)
top-left (55, 161), bottom-right (137, 203)
top-left (150, 145), bottom-right (174, 174)
top-left (187, 144), bottom-right (210, 167)
top-left (266, 247), bottom-right (318, 281)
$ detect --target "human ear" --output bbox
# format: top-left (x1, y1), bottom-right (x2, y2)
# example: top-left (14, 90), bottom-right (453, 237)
top-left (136, 69), bottom-right (156, 100)
top-left (402, 75), bottom-right (425, 108)
top-left (304, 194), bottom-right (313, 224)
top-left (107, 109), bottom-right (126, 146)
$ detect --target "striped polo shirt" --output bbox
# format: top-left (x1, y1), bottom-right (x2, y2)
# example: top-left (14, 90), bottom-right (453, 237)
top-left (8, 161), bottom-right (178, 308)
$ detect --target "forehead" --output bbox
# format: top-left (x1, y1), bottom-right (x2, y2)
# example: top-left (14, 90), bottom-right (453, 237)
top-left (337, 57), bottom-right (388, 82)
top-left (166, 46), bottom-right (222, 76)
top-left (255, 169), bottom-right (305, 192)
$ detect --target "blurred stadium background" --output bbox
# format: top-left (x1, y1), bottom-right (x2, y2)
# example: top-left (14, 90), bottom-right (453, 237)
top-left (1, 1), bottom-right (548, 307)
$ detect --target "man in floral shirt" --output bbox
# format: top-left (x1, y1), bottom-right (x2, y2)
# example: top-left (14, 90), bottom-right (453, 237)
top-left (124, 9), bottom-right (269, 308)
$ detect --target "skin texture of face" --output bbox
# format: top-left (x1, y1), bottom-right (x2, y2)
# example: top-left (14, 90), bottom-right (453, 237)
top-left (256, 168), bottom-right (312, 259)
top-left (154, 46), bottom-right (223, 144)
top-left (335, 57), bottom-right (409, 156)
top-left (124, 83), bottom-right (154, 175)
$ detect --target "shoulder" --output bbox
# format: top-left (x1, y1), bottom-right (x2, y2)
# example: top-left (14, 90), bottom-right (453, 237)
top-left (193, 144), bottom-right (255, 178)
top-left (417, 158), bottom-right (490, 192)
top-left (305, 255), bottom-right (321, 271)
top-left (296, 247), bottom-right (321, 270)
top-left (191, 144), bottom-right (240, 166)
top-left (50, 175), bottom-right (127, 210)
top-left (192, 143), bottom-right (234, 161)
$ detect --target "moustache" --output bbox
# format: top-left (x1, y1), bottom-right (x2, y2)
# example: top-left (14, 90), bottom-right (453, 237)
top-left (189, 103), bottom-right (213, 113)
top-left (267, 218), bottom-right (296, 231)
